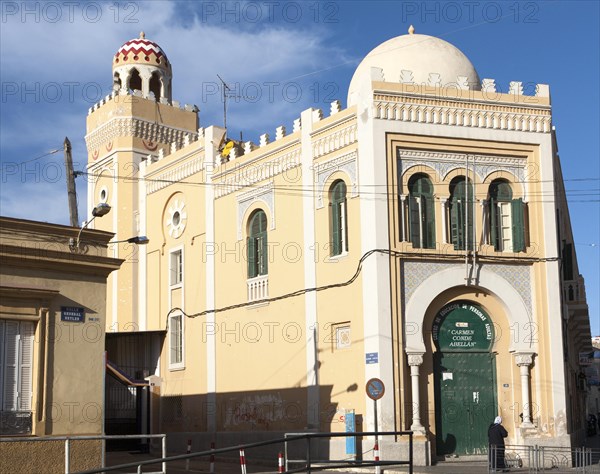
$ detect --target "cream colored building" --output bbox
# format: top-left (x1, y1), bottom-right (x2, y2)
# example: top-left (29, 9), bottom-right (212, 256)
top-left (0, 217), bottom-right (122, 473)
top-left (85, 29), bottom-right (592, 464)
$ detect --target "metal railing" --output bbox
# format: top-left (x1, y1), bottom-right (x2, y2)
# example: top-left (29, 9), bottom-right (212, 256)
top-left (73, 431), bottom-right (413, 474)
top-left (0, 433), bottom-right (166, 474)
top-left (284, 431), bottom-right (413, 473)
top-left (489, 444), bottom-right (600, 473)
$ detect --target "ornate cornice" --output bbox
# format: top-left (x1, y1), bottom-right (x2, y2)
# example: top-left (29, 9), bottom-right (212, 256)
top-left (374, 94), bottom-right (551, 133)
top-left (312, 122), bottom-right (357, 159)
top-left (85, 117), bottom-right (197, 153)
top-left (214, 148), bottom-right (301, 199)
top-left (146, 156), bottom-right (205, 195)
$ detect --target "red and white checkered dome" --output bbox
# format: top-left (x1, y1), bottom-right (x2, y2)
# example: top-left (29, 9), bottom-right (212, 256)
top-left (113, 32), bottom-right (170, 70)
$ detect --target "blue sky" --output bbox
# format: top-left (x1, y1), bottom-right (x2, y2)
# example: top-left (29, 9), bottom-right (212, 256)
top-left (1, 1), bottom-right (598, 333)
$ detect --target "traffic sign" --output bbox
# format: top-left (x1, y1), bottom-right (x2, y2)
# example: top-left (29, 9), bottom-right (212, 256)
top-left (366, 377), bottom-right (385, 400)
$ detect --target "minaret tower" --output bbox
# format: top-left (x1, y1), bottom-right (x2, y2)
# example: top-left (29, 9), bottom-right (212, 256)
top-left (85, 32), bottom-right (198, 332)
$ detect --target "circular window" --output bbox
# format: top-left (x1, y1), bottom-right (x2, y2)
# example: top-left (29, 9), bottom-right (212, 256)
top-left (165, 199), bottom-right (187, 238)
top-left (98, 186), bottom-right (109, 203)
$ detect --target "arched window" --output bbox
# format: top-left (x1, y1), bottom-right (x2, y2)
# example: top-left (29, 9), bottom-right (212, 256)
top-left (247, 210), bottom-right (268, 278)
top-left (329, 180), bottom-right (348, 256)
top-left (149, 72), bottom-right (161, 100)
top-left (449, 177), bottom-right (474, 251)
top-left (128, 68), bottom-right (142, 92)
top-left (408, 174), bottom-right (435, 249)
top-left (488, 179), bottom-right (526, 252)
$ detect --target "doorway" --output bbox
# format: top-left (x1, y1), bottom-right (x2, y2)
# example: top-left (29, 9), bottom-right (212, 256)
top-left (434, 352), bottom-right (497, 455)
top-left (431, 301), bottom-right (497, 456)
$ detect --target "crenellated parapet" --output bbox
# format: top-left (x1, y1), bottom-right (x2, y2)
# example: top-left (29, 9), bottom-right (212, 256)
top-left (87, 89), bottom-right (198, 116)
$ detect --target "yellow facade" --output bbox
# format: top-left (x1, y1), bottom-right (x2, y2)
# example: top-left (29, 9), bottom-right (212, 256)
top-left (0, 217), bottom-right (122, 473)
top-left (84, 31), bottom-right (592, 465)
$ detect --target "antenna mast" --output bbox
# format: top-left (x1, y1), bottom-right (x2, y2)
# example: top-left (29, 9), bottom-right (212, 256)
top-left (217, 74), bottom-right (230, 131)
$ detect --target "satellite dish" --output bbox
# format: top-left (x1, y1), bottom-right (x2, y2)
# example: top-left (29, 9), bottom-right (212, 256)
top-left (222, 141), bottom-right (234, 157)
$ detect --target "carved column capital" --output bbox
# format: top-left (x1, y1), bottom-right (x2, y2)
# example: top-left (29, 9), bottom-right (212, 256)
top-left (407, 353), bottom-right (424, 367)
top-left (515, 352), bottom-right (534, 367)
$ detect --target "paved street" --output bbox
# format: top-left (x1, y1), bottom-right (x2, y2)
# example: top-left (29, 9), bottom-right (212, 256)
top-left (99, 434), bottom-right (600, 474)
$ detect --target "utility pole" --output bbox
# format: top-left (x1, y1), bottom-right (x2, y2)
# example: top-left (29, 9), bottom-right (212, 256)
top-left (63, 137), bottom-right (79, 227)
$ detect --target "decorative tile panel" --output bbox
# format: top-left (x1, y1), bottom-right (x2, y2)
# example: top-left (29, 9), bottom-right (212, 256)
top-left (398, 149), bottom-right (526, 185)
top-left (402, 261), bottom-right (532, 316)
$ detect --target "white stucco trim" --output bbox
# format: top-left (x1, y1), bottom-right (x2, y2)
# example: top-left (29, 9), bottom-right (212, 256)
top-left (204, 126), bottom-right (223, 433)
top-left (404, 265), bottom-right (534, 354)
top-left (139, 159), bottom-right (148, 331)
top-left (300, 108), bottom-right (320, 428)
top-left (537, 133), bottom-right (567, 430)
top-left (359, 69), bottom-right (395, 433)
top-left (111, 164), bottom-right (119, 331)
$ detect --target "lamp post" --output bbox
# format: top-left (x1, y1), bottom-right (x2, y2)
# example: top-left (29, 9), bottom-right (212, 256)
top-left (69, 203), bottom-right (111, 250)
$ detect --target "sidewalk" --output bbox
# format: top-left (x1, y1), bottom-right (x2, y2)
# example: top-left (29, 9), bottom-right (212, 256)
top-left (101, 435), bottom-right (600, 474)
top-left (104, 450), bottom-right (491, 474)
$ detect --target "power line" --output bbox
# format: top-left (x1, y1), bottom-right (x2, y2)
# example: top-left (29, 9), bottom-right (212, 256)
top-left (2, 147), bottom-right (62, 166)
top-left (74, 170), bottom-right (600, 204)
top-left (165, 248), bottom-right (561, 327)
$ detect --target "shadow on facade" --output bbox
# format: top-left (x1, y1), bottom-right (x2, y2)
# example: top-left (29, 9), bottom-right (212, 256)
top-left (157, 385), bottom-right (352, 462)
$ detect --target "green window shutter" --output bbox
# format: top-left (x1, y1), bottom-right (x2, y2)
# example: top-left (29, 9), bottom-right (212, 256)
top-left (466, 199), bottom-right (474, 251)
top-left (342, 198), bottom-right (349, 252)
top-left (330, 201), bottom-right (340, 256)
top-left (259, 231), bottom-right (268, 275)
top-left (330, 181), bottom-right (347, 256)
top-left (247, 236), bottom-right (257, 278)
top-left (424, 196), bottom-right (436, 249)
top-left (409, 196), bottom-right (421, 248)
top-left (490, 200), bottom-right (499, 250)
top-left (451, 201), bottom-right (464, 250)
top-left (511, 198), bottom-right (526, 252)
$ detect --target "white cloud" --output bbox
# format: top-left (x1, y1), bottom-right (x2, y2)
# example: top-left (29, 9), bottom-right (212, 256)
top-left (1, 1), bottom-right (354, 225)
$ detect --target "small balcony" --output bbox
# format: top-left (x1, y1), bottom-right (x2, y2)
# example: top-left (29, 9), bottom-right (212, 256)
top-left (247, 274), bottom-right (269, 303)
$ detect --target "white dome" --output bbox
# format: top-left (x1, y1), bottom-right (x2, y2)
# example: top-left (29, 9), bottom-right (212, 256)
top-left (347, 29), bottom-right (481, 106)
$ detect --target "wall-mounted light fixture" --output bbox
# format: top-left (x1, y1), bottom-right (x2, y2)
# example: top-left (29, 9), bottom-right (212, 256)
top-left (69, 203), bottom-right (111, 250)
top-left (109, 236), bottom-right (150, 245)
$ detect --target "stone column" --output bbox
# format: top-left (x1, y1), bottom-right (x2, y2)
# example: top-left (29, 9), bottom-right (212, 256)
top-left (139, 69), bottom-right (152, 98)
top-left (407, 353), bottom-right (426, 434)
top-left (440, 198), bottom-right (448, 244)
top-left (480, 199), bottom-right (489, 245)
top-left (515, 353), bottom-right (535, 428)
top-left (399, 195), bottom-right (406, 241)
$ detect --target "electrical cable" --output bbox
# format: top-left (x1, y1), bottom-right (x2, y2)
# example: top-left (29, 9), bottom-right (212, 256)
top-left (164, 247), bottom-right (560, 329)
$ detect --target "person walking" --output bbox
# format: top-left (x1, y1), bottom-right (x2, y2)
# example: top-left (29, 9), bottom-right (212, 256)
top-left (488, 416), bottom-right (509, 471)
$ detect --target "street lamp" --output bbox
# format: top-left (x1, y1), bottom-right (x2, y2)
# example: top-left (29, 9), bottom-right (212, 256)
top-left (69, 203), bottom-right (111, 250)
top-left (109, 236), bottom-right (150, 245)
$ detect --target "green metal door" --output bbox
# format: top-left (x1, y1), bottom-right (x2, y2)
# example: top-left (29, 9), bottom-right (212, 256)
top-left (434, 352), bottom-right (497, 455)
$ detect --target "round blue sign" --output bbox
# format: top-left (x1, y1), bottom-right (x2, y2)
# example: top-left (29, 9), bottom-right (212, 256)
top-left (366, 378), bottom-right (385, 400)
